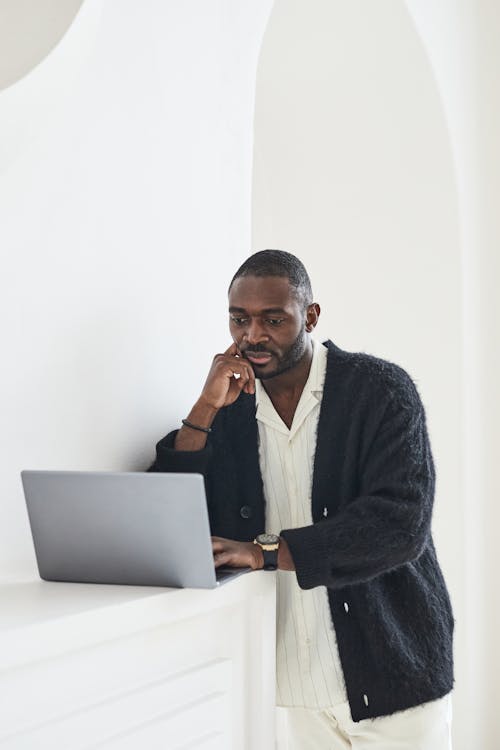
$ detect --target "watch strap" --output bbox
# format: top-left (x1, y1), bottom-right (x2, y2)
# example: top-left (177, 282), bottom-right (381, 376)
top-left (262, 547), bottom-right (278, 570)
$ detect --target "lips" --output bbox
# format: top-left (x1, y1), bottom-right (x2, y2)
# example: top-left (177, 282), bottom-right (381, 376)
top-left (244, 351), bottom-right (273, 366)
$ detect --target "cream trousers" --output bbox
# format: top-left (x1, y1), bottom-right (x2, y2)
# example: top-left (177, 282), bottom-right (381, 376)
top-left (276, 694), bottom-right (452, 750)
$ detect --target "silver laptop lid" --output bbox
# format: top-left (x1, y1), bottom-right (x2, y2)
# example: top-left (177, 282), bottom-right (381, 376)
top-left (21, 470), bottom-right (234, 589)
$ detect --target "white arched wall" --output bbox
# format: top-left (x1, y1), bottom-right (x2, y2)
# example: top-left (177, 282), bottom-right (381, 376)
top-left (252, 0), bottom-right (470, 746)
top-left (404, 3), bottom-right (500, 749)
top-left (0, 0), bottom-right (274, 579)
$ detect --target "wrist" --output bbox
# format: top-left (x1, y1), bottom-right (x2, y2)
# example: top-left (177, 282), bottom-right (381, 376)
top-left (252, 543), bottom-right (264, 570)
top-left (253, 533), bottom-right (280, 570)
top-left (175, 399), bottom-right (218, 451)
top-left (189, 397), bottom-right (219, 428)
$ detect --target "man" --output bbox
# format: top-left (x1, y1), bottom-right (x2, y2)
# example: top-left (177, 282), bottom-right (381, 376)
top-left (150, 249), bottom-right (454, 749)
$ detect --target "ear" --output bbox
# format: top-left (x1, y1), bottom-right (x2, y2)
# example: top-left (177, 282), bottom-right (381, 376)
top-left (305, 303), bottom-right (320, 332)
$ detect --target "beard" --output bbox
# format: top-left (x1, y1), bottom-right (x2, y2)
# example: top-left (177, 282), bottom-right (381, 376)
top-left (256, 327), bottom-right (308, 380)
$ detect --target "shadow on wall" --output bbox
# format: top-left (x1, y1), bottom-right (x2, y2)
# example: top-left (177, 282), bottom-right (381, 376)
top-left (0, 0), bottom-right (84, 90)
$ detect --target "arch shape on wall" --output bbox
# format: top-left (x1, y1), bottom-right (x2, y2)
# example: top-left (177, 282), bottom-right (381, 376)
top-left (0, 0), bottom-right (100, 172)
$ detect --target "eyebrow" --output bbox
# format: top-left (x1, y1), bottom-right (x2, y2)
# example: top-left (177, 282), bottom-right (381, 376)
top-left (229, 307), bottom-right (288, 314)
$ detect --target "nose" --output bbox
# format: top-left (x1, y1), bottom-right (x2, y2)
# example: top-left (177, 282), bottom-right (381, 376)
top-left (244, 318), bottom-right (269, 346)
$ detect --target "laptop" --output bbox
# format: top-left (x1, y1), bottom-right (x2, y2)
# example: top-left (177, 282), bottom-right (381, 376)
top-left (21, 470), bottom-right (251, 589)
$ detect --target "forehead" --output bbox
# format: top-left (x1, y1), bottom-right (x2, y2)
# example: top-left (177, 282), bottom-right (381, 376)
top-left (228, 275), bottom-right (299, 312)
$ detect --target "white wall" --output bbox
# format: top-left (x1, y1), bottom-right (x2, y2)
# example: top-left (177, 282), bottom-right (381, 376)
top-left (252, 0), bottom-right (466, 744)
top-left (404, 3), bottom-right (500, 748)
top-left (0, 0), bottom-right (274, 580)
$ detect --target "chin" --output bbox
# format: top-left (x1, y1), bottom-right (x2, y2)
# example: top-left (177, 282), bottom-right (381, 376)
top-left (255, 369), bottom-right (279, 381)
top-left (256, 361), bottom-right (295, 380)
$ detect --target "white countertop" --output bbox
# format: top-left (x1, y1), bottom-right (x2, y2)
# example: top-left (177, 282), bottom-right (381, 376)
top-left (0, 571), bottom-right (274, 671)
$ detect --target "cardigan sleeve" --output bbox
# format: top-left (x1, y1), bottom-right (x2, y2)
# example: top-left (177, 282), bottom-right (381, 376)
top-left (280, 385), bottom-right (435, 591)
top-left (148, 429), bottom-right (213, 474)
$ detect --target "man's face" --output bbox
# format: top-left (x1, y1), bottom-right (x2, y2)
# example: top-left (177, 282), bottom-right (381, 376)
top-left (228, 275), bottom-right (310, 380)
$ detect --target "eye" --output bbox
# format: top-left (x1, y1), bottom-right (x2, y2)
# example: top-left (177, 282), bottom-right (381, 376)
top-left (230, 316), bottom-right (248, 326)
top-left (267, 318), bottom-right (284, 326)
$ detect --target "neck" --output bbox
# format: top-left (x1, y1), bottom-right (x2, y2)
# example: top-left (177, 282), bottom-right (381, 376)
top-left (261, 339), bottom-right (314, 401)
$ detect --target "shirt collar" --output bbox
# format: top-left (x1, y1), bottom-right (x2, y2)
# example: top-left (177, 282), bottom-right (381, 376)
top-left (308, 337), bottom-right (328, 401)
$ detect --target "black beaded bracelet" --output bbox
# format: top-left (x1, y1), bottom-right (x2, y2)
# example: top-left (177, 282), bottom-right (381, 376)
top-left (181, 418), bottom-right (212, 434)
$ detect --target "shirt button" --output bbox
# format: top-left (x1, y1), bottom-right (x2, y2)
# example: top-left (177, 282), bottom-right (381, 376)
top-left (344, 602), bottom-right (349, 613)
top-left (363, 694), bottom-right (369, 706)
top-left (239, 505), bottom-right (253, 519)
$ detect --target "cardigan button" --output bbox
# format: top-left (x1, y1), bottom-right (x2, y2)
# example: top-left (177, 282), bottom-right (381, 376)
top-left (363, 694), bottom-right (369, 707)
top-left (239, 505), bottom-right (253, 519)
top-left (344, 602), bottom-right (349, 613)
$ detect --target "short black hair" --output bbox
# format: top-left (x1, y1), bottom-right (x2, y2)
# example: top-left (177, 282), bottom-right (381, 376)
top-left (228, 249), bottom-right (313, 310)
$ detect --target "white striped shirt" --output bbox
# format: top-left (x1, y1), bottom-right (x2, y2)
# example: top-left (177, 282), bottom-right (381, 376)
top-left (255, 338), bottom-right (348, 708)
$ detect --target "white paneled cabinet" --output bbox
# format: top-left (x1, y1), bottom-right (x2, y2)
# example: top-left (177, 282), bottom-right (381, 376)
top-left (0, 572), bottom-right (276, 749)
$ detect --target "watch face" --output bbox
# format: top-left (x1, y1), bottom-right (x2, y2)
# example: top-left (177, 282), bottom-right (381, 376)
top-left (257, 533), bottom-right (280, 545)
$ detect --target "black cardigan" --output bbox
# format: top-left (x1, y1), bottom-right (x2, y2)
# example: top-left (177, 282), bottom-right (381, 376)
top-left (150, 340), bottom-right (455, 722)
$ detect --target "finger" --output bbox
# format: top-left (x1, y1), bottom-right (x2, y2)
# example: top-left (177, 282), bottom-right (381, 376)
top-left (237, 367), bottom-right (255, 394)
top-left (241, 362), bottom-right (256, 394)
top-left (223, 363), bottom-right (253, 383)
top-left (243, 379), bottom-right (254, 395)
top-left (245, 364), bottom-right (254, 383)
top-left (224, 342), bottom-right (239, 357)
top-left (236, 369), bottom-right (254, 395)
top-left (238, 360), bottom-right (254, 381)
top-left (235, 377), bottom-right (248, 394)
top-left (212, 542), bottom-right (225, 557)
top-left (214, 555), bottom-right (231, 569)
top-left (212, 541), bottom-right (226, 553)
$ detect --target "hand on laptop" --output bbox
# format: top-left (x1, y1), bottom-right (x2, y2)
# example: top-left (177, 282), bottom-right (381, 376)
top-left (212, 535), bottom-right (295, 571)
top-left (212, 536), bottom-right (263, 570)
